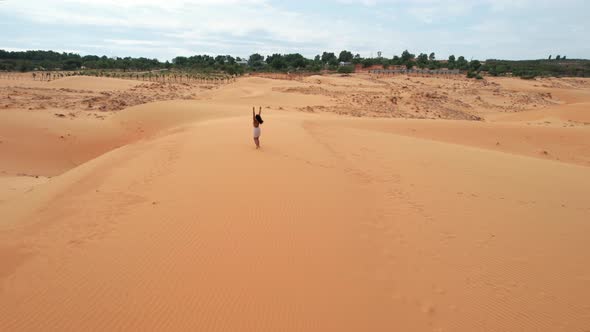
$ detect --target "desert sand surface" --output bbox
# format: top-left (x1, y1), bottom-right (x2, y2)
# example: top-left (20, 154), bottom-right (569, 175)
top-left (1, 74), bottom-right (590, 331)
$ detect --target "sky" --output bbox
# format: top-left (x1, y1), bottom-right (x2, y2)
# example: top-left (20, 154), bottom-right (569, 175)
top-left (0, 0), bottom-right (588, 61)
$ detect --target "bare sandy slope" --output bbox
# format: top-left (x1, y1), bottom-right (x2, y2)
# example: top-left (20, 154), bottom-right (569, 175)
top-left (0, 75), bottom-right (143, 91)
top-left (328, 117), bottom-right (590, 167)
top-left (1, 76), bottom-right (590, 331)
top-left (46, 76), bottom-right (144, 91)
top-left (0, 175), bottom-right (48, 205)
top-left (0, 109), bottom-right (129, 177)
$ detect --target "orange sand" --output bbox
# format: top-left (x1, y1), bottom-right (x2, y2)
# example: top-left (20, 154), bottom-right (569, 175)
top-left (1, 75), bottom-right (589, 331)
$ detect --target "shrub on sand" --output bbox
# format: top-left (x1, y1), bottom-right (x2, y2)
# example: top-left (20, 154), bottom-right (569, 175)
top-left (338, 65), bottom-right (354, 74)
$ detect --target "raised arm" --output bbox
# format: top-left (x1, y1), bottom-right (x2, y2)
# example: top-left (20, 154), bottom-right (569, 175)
top-left (252, 107), bottom-right (255, 120)
top-left (258, 106), bottom-right (262, 115)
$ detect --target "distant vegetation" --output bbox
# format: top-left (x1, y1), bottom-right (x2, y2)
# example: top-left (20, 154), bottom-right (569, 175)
top-left (482, 58), bottom-right (590, 78)
top-left (1, 49), bottom-right (588, 79)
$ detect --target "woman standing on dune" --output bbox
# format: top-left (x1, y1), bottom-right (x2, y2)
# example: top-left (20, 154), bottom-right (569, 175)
top-left (252, 106), bottom-right (263, 149)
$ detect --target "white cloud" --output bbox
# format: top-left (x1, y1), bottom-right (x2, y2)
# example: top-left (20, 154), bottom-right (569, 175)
top-left (104, 39), bottom-right (162, 46)
top-left (2, 1), bottom-right (318, 42)
top-left (1, 0), bottom-right (588, 59)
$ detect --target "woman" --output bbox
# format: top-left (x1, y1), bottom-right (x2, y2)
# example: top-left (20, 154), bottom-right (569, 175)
top-left (252, 106), bottom-right (263, 149)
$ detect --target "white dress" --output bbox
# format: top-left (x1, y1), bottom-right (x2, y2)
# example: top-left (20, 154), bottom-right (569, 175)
top-left (253, 127), bottom-right (261, 138)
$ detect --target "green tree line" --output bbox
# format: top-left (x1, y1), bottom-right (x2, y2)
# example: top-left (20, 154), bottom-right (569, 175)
top-left (1, 49), bottom-right (588, 78)
top-left (482, 59), bottom-right (590, 78)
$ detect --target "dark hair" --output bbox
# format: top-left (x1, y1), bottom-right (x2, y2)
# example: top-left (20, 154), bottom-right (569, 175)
top-left (255, 114), bottom-right (264, 124)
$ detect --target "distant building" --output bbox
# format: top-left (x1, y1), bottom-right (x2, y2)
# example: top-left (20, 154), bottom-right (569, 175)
top-left (236, 59), bottom-right (248, 66)
top-left (339, 62), bottom-right (352, 66)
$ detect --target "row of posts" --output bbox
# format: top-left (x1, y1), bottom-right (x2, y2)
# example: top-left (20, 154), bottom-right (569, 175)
top-left (0, 71), bottom-right (237, 84)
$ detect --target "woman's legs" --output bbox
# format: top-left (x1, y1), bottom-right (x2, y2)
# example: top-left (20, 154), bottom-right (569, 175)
top-left (254, 137), bottom-right (260, 149)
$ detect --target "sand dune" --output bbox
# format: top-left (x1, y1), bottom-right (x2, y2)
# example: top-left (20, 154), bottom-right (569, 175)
top-left (489, 102), bottom-right (590, 124)
top-left (327, 117), bottom-right (590, 166)
top-left (1, 75), bottom-right (590, 331)
top-left (46, 76), bottom-right (144, 91)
